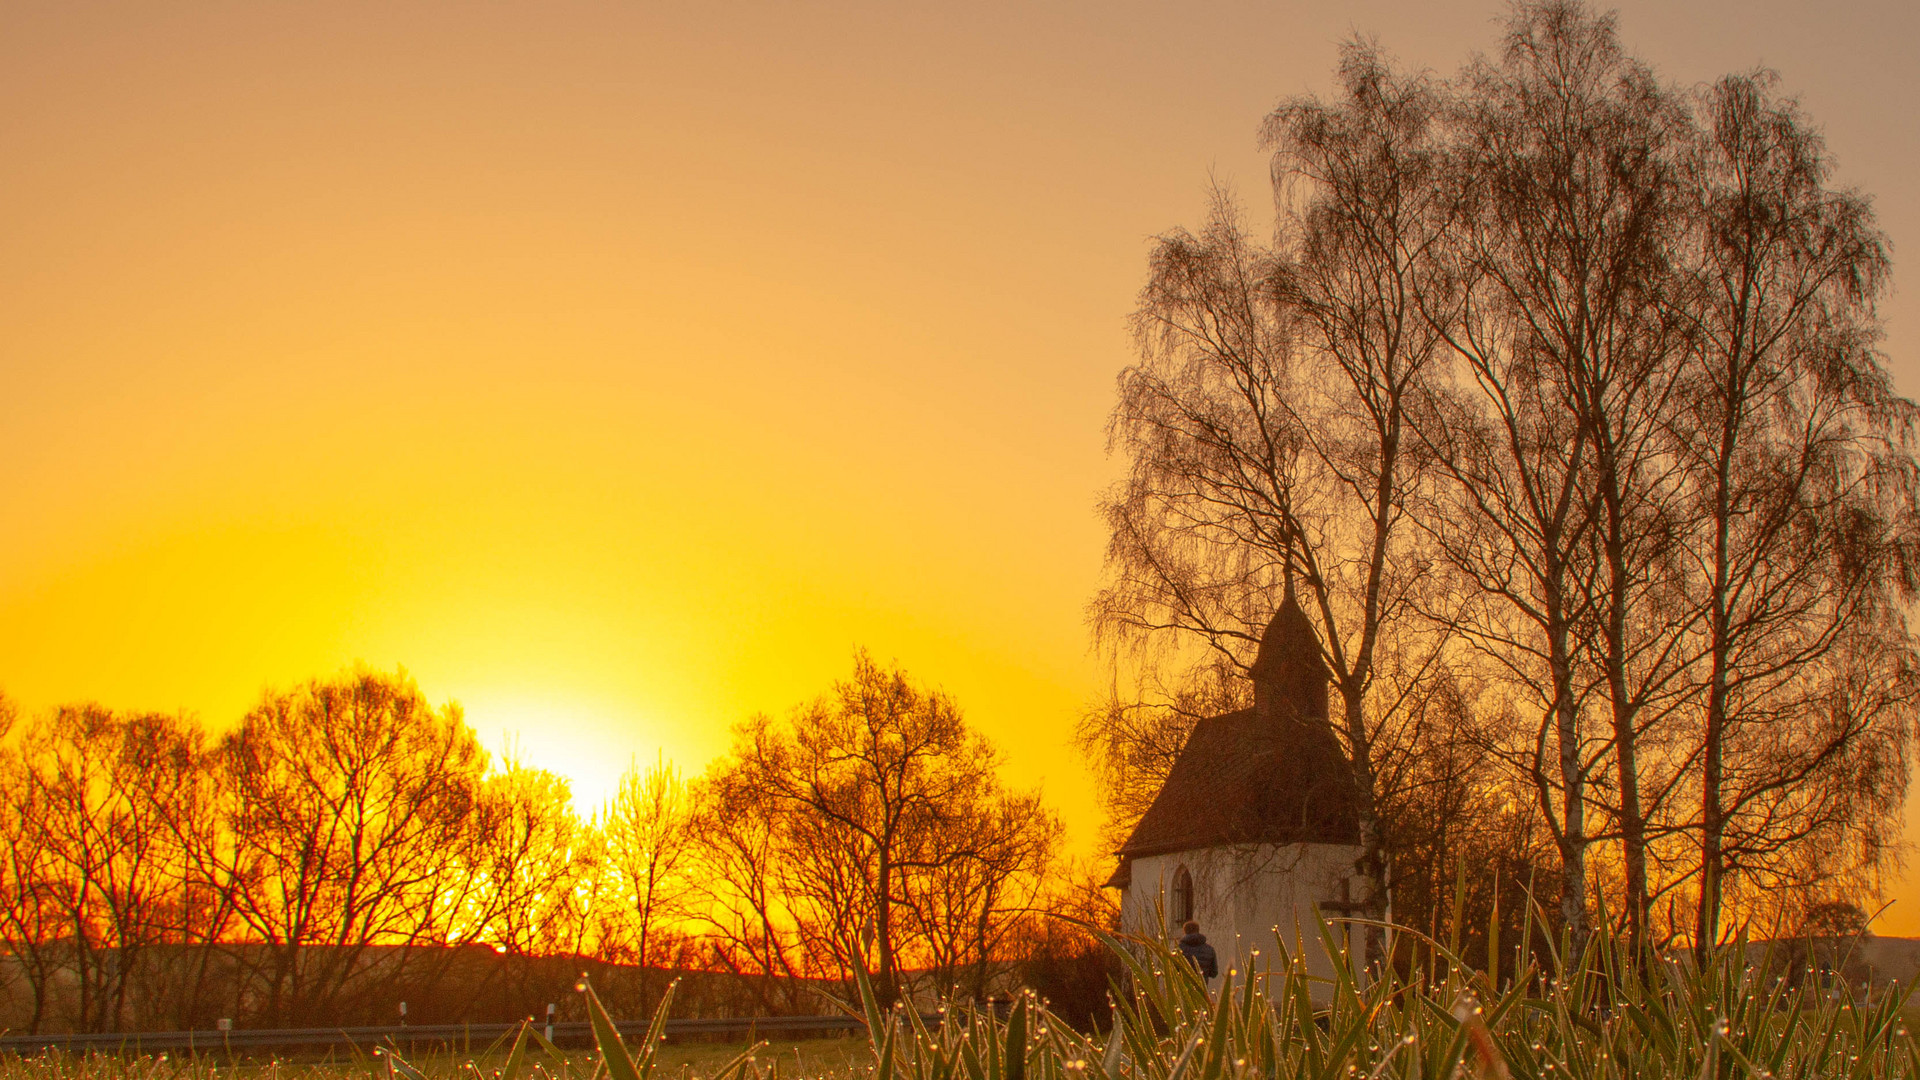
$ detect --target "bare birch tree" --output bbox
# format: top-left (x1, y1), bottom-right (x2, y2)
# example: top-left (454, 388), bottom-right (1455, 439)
top-left (1095, 41), bottom-right (1455, 968)
top-left (1674, 70), bottom-right (1919, 951)
top-left (1422, 1), bottom-right (1694, 945)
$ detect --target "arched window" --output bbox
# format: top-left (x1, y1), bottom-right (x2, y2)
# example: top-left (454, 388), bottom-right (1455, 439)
top-left (1171, 864), bottom-right (1194, 925)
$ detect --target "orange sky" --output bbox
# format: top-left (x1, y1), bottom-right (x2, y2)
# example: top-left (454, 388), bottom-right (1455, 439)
top-left (2, 1), bottom-right (1917, 928)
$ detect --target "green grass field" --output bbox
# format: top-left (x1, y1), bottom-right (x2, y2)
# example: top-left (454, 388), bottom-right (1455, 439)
top-left (0, 1037), bottom-right (871, 1080)
top-left (6, 924), bottom-right (1918, 1080)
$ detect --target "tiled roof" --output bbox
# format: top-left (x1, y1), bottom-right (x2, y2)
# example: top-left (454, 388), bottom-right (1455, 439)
top-left (1110, 591), bottom-right (1360, 871)
top-left (1113, 706), bottom-right (1359, 859)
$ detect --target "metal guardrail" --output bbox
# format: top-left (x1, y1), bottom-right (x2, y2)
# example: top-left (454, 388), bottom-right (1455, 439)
top-left (0, 1014), bottom-right (870, 1056)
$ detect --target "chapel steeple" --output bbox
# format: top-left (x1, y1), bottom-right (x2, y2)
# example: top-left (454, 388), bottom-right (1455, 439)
top-left (1249, 578), bottom-right (1329, 727)
top-left (1105, 576), bottom-right (1359, 868)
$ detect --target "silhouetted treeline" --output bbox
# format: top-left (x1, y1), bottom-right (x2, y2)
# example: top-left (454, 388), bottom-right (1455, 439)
top-left (1086, 0), bottom-right (1918, 968)
top-left (0, 657), bottom-right (1107, 1034)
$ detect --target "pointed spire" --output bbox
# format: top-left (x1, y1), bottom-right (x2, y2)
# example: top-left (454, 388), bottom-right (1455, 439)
top-left (1250, 583), bottom-right (1328, 725)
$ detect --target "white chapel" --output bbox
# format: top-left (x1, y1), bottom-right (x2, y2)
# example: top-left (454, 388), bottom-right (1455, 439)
top-left (1106, 587), bottom-right (1367, 985)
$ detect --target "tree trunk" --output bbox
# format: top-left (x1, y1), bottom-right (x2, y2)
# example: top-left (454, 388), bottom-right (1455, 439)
top-left (1607, 584), bottom-right (1649, 952)
top-left (1695, 500), bottom-right (1734, 962)
top-left (875, 857), bottom-right (897, 1006)
top-left (1600, 447), bottom-right (1650, 952)
top-left (1549, 611), bottom-right (1589, 947)
top-left (1342, 687), bottom-right (1388, 974)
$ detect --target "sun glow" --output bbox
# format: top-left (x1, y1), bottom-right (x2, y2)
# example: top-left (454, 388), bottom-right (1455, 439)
top-left (467, 695), bottom-right (659, 814)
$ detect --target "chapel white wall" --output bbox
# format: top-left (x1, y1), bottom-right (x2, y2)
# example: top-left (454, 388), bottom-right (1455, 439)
top-left (1119, 843), bottom-right (1365, 994)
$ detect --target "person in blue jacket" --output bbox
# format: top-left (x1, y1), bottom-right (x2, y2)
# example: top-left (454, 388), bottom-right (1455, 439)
top-left (1178, 920), bottom-right (1218, 980)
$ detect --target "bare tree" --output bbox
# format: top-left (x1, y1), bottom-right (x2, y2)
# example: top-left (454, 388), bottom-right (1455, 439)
top-left (469, 751), bottom-right (600, 1017)
top-left (1420, 1), bottom-right (1695, 945)
top-left (144, 720), bottom-right (241, 1031)
top-left (1095, 42), bottom-right (1456, 969)
top-left (211, 667), bottom-right (487, 1025)
top-left (715, 652), bottom-right (1036, 1006)
top-left (1261, 43), bottom-right (1462, 965)
top-left (0, 693), bottom-right (66, 1033)
top-left (689, 758), bottom-right (810, 1014)
top-left (601, 753), bottom-right (698, 1015)
top-left (1091, 0), bottom-right (1920, 954)
top-left (2, 707), bottom-right (200, 1031)
top-left (1369, 669), bottom-right (1550, 976)
top-left (901, 786), bottom-right (1059, 1001)
top-left (1671, 69), bottom-right (1919, 952)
